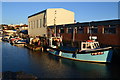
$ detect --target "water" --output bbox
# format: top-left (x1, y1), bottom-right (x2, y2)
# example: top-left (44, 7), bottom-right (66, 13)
top-left (2, 42), bottom-right (120, 79)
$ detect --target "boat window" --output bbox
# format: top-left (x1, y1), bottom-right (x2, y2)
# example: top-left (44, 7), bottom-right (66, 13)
top-left (96, 43), bottom-right (98, 47)
top-left (94, 43), bottom-right (100, 48)
top-left (86, 43), bottom-right (91, 49)
top-left (83, 44), bottom-right (86, 48)
top-left (94, 43), bottom-right (97, 48)
top-left (92, 43), bottom-right (95, 49)
top-left (52, 40), bottom-right (57, 46)
top-left (97, 44), bottom-right (100, 47)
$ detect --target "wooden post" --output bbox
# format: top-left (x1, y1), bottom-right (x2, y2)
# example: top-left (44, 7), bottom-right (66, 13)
top-left (71, 40), bottom-right (74, 47)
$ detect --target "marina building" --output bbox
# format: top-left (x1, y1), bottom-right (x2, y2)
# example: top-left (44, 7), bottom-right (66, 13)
top-left (28, 8), bottom-right (120, 47)
top-left (28, 8), bottom-right (75, 37)
top-left (48, 19), bottom-right (120, 47)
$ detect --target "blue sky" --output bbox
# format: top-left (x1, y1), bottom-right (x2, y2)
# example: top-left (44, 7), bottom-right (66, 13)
top-left (2, 2), bottom-right (119, 24)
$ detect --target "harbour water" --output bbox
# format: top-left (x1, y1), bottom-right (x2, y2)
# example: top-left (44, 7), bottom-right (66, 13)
top-left (2, 42), bottom-right (120, 79)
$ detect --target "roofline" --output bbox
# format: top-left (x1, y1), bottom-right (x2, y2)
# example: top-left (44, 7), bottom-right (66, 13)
top-left (28, 10), bottom-right (46, 18)
top-left (28, 8), bottom-right (74, 18)
top-left (48, 19), bottom-right (120, 28)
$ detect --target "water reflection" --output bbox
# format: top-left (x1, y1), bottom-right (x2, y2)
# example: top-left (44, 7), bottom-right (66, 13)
top-left (27, 50), bottom-right (114, 78)
top-left (2, 42), bottom-right (120, 79)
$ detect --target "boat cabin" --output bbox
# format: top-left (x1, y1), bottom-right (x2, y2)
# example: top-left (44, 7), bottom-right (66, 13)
top-left (48, 37), bottom-right (62, 48)
top-left (81, 40), bottom-right (100, 50)
top-left (48, 36), bottom-right (100, 51)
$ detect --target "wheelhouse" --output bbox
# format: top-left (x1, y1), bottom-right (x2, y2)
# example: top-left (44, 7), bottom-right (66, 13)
top-left (48, 37), bottom-right (62, 48)
top-left (81, 40), bottom-right (100, 50)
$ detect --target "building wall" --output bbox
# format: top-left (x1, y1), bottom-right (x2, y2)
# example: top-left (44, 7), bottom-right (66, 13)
top-left (28, 8), bottom-right (74, 37)
top-left (96, 25), bottom-right (120, 46)
top-left (28, 11), bottom-right (47, 37)
top-left (55, 22), bottom-right (120, 46)
top-left (46, 8), bottom-right (74, 26)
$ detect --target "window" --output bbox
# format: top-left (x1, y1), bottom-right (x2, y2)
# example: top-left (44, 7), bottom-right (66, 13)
top-left (68, 28), bottom-right (73, 33)
top-left (60, 28), bottom-right (64, 33)
top-left (94, 43), bottom-right (100, 48)
top-left (89, 26), bottom-right (98, 34)
top-left (83, 44), bottom-right (86, 48)
top-left (43, 17), bottom-right (45, 27)
top-left (77, 27), bottom-right (84, 34)
top-left (29, 22), bottom-right (30, 28)
top-left (91, 28), bottom-right (98, 34)
top-left (104, 25), bottom-right (116, 34)
top-left (86, 44), bottom-right (91, 49)
top-left (40, 19), bottom-right (42, 27)
top-left (33, 21), bottom-right (35, 28)
top-left (37, 20), bottom-right (38, 28)
top-left (31, 21), bottom-right (33, 29)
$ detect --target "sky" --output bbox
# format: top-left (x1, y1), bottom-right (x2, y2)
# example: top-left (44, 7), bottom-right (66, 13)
top-left (2, 2), bottom-right (119, 24)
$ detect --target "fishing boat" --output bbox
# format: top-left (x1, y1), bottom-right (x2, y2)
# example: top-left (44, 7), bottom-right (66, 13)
top-left (46, 37), bottom-right (113, 63)
top-left (46, 11), bottom-right (113, 63)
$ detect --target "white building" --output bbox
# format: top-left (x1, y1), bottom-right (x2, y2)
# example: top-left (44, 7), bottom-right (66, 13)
top-left (28, 8), bottom-right (75, 37)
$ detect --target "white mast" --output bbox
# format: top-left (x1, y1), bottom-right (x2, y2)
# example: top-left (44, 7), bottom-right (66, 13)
top-left (54, 10), bottom-right (57, 37)
top-left (89, 22), bottom-right (92, 40)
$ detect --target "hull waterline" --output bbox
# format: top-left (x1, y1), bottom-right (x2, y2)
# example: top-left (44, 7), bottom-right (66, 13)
top-left (47, 48), bottom-right (113, 63)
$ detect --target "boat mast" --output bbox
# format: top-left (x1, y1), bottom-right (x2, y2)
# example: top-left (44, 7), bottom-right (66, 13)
top-left (54, 10), bottom-right (57, 37)
top-left (89, 22), bottom-right (92, 40)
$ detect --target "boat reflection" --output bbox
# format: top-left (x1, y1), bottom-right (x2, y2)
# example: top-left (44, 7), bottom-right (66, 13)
top-left (27, 50), bottom-right (114, 78)
top-left (2, 41), bottom-right (120, 79)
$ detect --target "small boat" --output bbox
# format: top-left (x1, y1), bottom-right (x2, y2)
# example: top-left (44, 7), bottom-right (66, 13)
top-left (24, 44), bottom-right (44, 51)
top-left (13, 39), bottom-right (26, 46)
top-left (46, 37), bottom-right (113, 63)
top-left (10, 37), bottom-right (22, 44)
top-left (9, 37), bottom-right (26, 46)
top-left (0, 36), bottom-right (2, 42)
top-left (2, 35), bottom-right (10, 42)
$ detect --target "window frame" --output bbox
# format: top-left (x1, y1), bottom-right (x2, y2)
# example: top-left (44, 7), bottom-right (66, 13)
top-left (77, 26), bottom-right (84, 34)
top-left (104, 25), bottom-right (116, 34)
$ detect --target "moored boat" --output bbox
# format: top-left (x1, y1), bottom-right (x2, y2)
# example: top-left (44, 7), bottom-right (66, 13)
top-left (24, 44), bottom-right (43, 51)
top-left (46, 37), bottom-right (113, 63)
top-left (13, 39), bottom-right (26, 46)
top-left (9, 37), bottom-right (26, 46)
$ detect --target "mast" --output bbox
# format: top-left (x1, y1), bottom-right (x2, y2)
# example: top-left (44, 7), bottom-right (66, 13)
top-left (54, 10), bottom-right (57, 37)
top-left (89, 22), bottom-right (92, 40)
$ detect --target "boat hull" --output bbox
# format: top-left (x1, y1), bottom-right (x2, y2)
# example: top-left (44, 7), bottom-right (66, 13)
top-left (47, 48), bottom-right (113, 63)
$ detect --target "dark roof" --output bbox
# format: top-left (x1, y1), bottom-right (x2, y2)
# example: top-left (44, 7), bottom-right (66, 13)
top-left (28, 10), bottom-right (46, 18)
top-left (48, 19), bottom-right (120, 28)
top-left (86, 19), bottom-right (120, 26)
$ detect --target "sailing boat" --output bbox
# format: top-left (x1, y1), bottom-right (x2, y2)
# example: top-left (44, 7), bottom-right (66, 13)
top-left (46, 12), bottom-right (113, 63)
